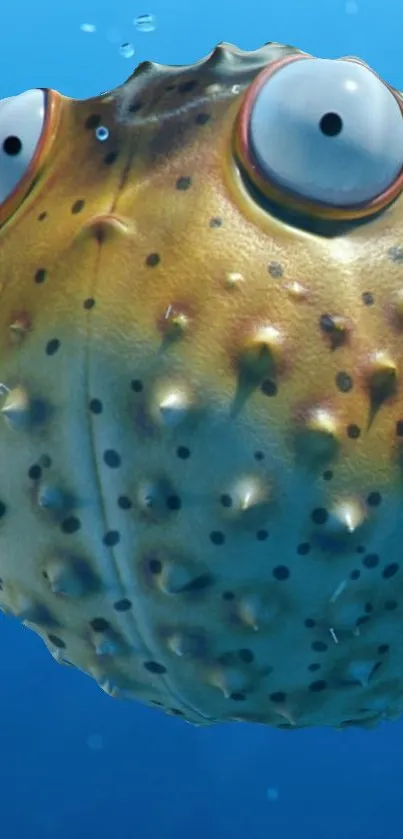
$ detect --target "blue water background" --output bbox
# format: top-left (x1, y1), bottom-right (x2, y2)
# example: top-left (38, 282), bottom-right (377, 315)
top-left (0, 1), bottom-right (401, 837)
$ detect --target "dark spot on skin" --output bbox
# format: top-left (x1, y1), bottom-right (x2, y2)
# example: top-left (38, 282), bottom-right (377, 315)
top-left (254, 451), bottom-right (264, 461)
top-left (363, 553), bottom-right (379, 569)
top-left (209, 217), bottom-right (222, 228)
top-left (311, 508), bottom-right (328, 525)
top-left (347, 424), bottom-right (361, 439)
top-left (146, 253), bottom-right (160, 267)
top-left (256, 529), bottom-right (268, 541)
top-left (89, 398), bottom-right (103, 414)
top-left (222, 591), bottom-right (235, 601)
top-left (176, 446), bottom-right (190, 459)
top-left (103, 530), bottom-right (120, 547)
top-left (309, 680), bottom-right (327, 692)
top-left (335, 371), bottom-right (353, 392)
top-left (304, 618), bottom-right (316, 628)
top-left (378, 644), bottom-right (389, 654)
top-left (61, 517), bottom-right (81, 534)
top-left (210, 531), bottom-right (225, 545)
top-left (319, 314), bottom-right (348, 350)
top-left (118, 495), bottom-right (132, 509)
top-left (383, 563), bottom-right (399, 579)
top-left (176, 176), bottom-right (192, 190)
top-left (195, 112), bottom-right (211, 125)
top-left (269, 691), bottom-right (286, 703)
top-left (350, 569), bottom-right (361, 580)
top-left (46, 339), bottom-right (60, 356)
top-left (131, 379), bottom-right (143, 392)
top-left (308, 663), bottom-right (321, 672)
top-left (261, 379), bottom-right (278, 397)
top-left (85, 114), bottom-right (101, 130)
top-left (83, 298), bottom-right (95, 309)
top-left (166, 495), bottom-right (181, 511)
top-left (362, 291), bottom-right (374, 306)
top-left (385, 600), bottom-right (398, 610)
top-left (34, 268), bottom-right (46, 284)
top-left (231, 692), bottom-right (246, 701)
top-left (238, 649), bottom-right (254, 663)
top-left (28, 464), bottom-right (42, 480)
top-left (220, 494), bottom-right (232, 508)
top-left (323, 470), bottom-right (333, 481)
top-left (367, 491), bottom-right (381, 507)
top-left (38, 212), bottom-right (47, 221)
top-left (90, 617), bottom-right (110, 632)
top-left (143, 661), bottom-right (167, 674)
top-left (273, 565), bottom-right (290, 580)
top-left (267, 261), bottom-right (283, 278)
top-left (104, 151), bottom-right (118, 165)
top-left (103, 449), bottom-right (121, 468)
top-left (311, 641), bottom-right (328, 652)
top-left (71, 199), bottom-right (85, 214)
top-left (113, 599), bottom-right (132, 612)
top-left (297, 542), bottom-right (311, 555)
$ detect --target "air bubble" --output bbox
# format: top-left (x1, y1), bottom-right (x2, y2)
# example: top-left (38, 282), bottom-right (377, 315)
top-left (345, 0), bottom-right (358, 11)
top-left (95, 126), bottom-right (109, 142)
top-left (134, 13), bottom-right (156, 32)
top-left (120, 43), bottom-right (135, 59)
top-left (80, 23), bottom-right (96, 33)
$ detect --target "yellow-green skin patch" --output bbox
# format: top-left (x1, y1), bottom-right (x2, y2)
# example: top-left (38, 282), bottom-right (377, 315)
top-left (0, 42), bottom-right (403, 728)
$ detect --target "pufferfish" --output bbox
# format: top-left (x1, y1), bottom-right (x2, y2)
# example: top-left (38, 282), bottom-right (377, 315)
top-left (1, 40), bottom-right (403, 730)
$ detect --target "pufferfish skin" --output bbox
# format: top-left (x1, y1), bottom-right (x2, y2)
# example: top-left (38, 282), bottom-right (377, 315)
top-left (1, 41), bottom-right (403, 730)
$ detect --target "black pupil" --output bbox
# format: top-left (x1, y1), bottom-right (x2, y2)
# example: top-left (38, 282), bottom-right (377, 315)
top-left (3, 135), bottom-right (22, 156)
top-left (319, 112), bottom-right (343, 137)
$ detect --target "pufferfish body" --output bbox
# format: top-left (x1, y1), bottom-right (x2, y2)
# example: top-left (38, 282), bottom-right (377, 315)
top-left (0, 41), bottom-right (403, 728)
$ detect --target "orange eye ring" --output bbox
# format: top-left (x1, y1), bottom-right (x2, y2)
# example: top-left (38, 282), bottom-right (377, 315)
top-left (234, 53), bottom-right (403, 221)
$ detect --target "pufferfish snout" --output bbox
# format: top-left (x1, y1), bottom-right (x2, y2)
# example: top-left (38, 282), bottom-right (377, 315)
top-left (0, 41), bottom-right (403, 729)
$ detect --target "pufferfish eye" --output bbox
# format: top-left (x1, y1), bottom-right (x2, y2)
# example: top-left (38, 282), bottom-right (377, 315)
top-left (237, 57), bottom-right (403, 212)
top-left (0, 89), bottom-right (46, 204)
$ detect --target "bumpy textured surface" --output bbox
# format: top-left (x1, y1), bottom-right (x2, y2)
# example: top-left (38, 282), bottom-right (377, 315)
top-left (1, 41), bottom-right (403, 728)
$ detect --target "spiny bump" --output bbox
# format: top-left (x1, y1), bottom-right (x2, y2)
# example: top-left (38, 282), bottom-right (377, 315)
top-left (80, 213), bottom-right (132, 244)
top-left (151, 381), bottom-right (195, 428)
top-left (224, 271), bottom-right (245, 290)
top-left (219, 476), bottom-right (272, 524)
top-left (159, 304), bottom-right (190, 341)
top-left (319, 313), bottom-right (351, 350)
top-left (236, 324), bottom-right (285, 382)
top-left (295, 406), bottom-right (341, 464)
top-left (43, 556), bottom-right (96, 597)
top-left (1, 385), bottom-right (39, 430)
top-left (205, 664), bottom-right (253, 698)
top-left (365, 350), bottom-right (397, 414)
top-left (8, 313), bottom-right (31, 345)
top-left (236, 594), bottom-right (279, 631)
